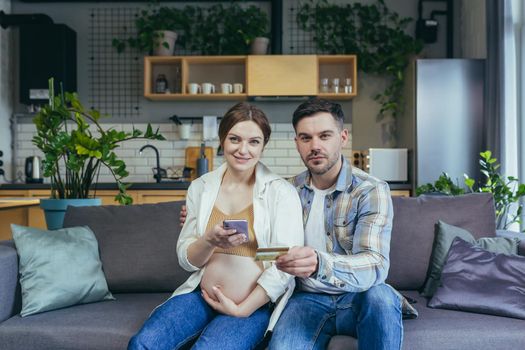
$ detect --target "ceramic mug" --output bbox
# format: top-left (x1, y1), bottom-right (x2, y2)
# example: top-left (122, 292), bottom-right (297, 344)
top-left (220, 83), bottom-right (233, 94)
top-left (202, 82), bottom-right (215, 94)
top-left (233, 83), bottom-right (244, 94)
top-left (187, 83), bottom-right (201, 94)
top-left (179, 124), bottom-right (191, 140)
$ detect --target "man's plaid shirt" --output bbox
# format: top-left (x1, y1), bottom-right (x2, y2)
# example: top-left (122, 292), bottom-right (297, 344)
top-left (291, 156), bottom-right (393, 292)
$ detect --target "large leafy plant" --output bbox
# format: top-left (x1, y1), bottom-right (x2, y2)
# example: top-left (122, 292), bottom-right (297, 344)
top-left (184, 3), bottom-right (269, 55)
top-left (464, 151), bottom-right (525, 230)
top-left (297, 0), bottom-right (422, 132)
top-left (417, 151), bottom-right (525, 231)
top-left (112, 4), bottom-right (188, 53)
top-left (32, 79), bottom-right (165, 205)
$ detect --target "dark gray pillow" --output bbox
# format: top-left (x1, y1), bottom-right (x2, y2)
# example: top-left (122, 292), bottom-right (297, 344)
top-left (428, 237), bottom-right (525, 320)
top-left (421, 220), bottom-right (519, 297)
top-left (63, 201), bottom-right (190, 293)
top-left (387, 193), bottom-right (497, 290)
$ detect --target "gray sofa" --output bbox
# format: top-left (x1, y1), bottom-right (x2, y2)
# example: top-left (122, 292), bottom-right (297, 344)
top-left (0, 194), bottom-right (524, 350)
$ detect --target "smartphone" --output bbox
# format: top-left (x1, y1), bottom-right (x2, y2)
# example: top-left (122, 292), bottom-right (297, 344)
top-left (223, 219), bottom-right (249, 241)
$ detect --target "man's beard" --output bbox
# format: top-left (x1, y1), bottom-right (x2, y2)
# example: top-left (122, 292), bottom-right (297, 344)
top-left (303, 151), bottom-right (339, 175)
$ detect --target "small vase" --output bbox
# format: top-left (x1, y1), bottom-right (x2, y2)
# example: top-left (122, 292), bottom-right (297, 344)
top-left (40, 198), bottom-right (102, 230)
top-left (153, 30), bottom-right (177, 56)
top-left (250, 37), bottom-right (269, 55)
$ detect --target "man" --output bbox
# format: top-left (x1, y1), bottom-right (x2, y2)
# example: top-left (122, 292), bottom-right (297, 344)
top-left (269, 98), bottom-right (403, 350)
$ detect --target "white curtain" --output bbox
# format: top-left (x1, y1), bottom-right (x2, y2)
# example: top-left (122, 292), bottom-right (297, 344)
top-left (500, 0), bottom-right (524, 230)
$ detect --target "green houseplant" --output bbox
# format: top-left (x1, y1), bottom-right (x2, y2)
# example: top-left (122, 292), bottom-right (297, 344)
top-left (32, 78), bottom-right (165, 212)
top-left (417, 151), bottom-right (525, 231)
top-left (296, 0), bottom-right (422, 141)
top-left (112, 4), bottom-right (188, 55)
top-left (183, 3), bottom-right (269, 55)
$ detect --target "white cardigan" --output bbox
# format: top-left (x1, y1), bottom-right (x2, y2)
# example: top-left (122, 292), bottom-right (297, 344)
top-left (173, 162), bottom-right (304, 331)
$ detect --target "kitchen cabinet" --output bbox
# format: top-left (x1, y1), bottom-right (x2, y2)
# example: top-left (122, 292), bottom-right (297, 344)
top-left (143, 55), bottom-right (357, 100)
top-left (144, 56), bottom-right (246, 100)
top-left (246, 55), bottom-right (318, 96)
top-left (0, 191), bottom-right (29, 240)
top-left (0, 189), bottom-right (187, 236)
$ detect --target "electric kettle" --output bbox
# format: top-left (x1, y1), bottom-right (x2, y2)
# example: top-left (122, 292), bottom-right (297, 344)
top-left (25, 156), bottom-right (43, 183)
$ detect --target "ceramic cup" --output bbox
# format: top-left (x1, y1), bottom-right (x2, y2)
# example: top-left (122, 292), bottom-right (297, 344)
top-left (179, 124), bottom-right (191, 140)
top-left (220, 83), bottom-right (233, 94)
top-left (202, 83), bottom-right (215, 94)
top-left (187, 83), bottom-right (201, 94)
top-left (233, 83), bottom-right (244, 94)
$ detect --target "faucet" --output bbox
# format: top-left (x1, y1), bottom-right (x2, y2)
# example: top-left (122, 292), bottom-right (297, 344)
top-left (139, 144), bottom-right (164, 183)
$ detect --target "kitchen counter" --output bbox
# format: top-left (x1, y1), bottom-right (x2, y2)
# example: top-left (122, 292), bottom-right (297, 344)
top-left (0, 181), bottom-right (410, 191)
top-left (0, 181), bottom-right (191, 191)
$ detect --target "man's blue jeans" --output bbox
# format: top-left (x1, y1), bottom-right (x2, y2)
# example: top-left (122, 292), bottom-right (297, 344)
top-left (269, 284), bottom-right (403, 350)
top-left (128, 291), bottom-right (271, 350)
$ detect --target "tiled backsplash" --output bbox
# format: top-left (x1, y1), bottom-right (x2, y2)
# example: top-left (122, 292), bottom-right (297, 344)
top-left (15, 122), bottom-right (352, 182)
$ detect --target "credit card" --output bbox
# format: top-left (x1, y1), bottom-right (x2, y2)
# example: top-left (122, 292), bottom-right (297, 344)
top-left (254, 247), bottom-right (289, 261)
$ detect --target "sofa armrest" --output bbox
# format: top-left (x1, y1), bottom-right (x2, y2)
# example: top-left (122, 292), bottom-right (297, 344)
top-left (496, 230), bottom-right (525, 256)
top-left (0, 240), bottom-right (21, 322)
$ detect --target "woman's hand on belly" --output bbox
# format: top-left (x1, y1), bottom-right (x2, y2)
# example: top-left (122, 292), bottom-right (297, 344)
top-left (202, 285), bottom-right (270, 318)
top-left (202, 286), bottom-right (244, 317)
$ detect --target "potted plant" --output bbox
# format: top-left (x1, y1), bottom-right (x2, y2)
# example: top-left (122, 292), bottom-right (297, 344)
top-left (237, 5), bottom-right (270, 55)
top-left (32, 78), bottom-right (165, 229)
top-left (112, 5), bottom-right (188, 56)
top-left (184, 3), bottom-right (269, 55)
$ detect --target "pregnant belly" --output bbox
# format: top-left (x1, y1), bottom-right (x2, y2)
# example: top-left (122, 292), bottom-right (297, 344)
top-left (201, 253), bottom-right (264, 304)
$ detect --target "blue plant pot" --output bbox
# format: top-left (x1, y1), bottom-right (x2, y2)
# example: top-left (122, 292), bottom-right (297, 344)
top-left (40, 198), bottom-right (102, 230)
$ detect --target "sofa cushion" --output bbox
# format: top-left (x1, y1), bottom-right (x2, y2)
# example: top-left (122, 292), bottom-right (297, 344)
top-left (11, 224), bottom-right (114, 316)
top-left (63, 201), bottom-right (191, 293)
top-left (421, 221), bottom-right (518, 297)
top-left (0, 293), bottom-right (170, 350)
top-left (327, 290), bottom-right (525, 350)
top-left (428, 238), bottom-right (525, 319)
top-left (386, 193), bottom-right (496, 290)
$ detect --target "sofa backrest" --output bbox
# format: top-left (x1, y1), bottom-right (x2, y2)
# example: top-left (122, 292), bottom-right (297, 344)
top-left (386, 193), bottom-right (496, 290)
top-left (63, 201), bottom-right (191, 293)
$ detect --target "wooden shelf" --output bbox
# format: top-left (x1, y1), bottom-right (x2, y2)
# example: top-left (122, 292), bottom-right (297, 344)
top-left (144, 55), bottom-right (357, 100)
top-left (145, 93), bottom-right (247, 101)
top-left (317, 55), bottom-right (357, 99)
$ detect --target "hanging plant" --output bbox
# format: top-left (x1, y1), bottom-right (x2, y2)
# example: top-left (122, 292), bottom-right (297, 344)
top-left (297, 0), bottom-right (423, 127)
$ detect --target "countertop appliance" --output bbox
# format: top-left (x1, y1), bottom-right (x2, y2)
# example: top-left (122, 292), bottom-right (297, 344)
top-left (25, 156), bottom-right (43, 183)
top-left (368, 148), bottom-right (408, 182)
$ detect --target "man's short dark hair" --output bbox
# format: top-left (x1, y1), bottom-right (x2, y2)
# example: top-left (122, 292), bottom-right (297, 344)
top-left (292, 98), bottom-right (344, 130)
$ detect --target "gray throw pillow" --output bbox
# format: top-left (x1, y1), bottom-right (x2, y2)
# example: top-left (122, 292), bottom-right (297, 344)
top-left (421, 220), bottom-right (519, 297)
top-left (428, 237), bottom-right (525, 320)
top-left (63, 201), bottom-right (190, 293)
top-left (11, 224), bottom-right (114, 317)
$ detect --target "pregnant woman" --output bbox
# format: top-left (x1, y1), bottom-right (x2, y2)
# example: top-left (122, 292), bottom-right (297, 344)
top-left (129, 102), bottom-right (304, 350)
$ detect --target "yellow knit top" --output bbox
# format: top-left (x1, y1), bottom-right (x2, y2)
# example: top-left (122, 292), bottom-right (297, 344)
top-left (207, 204), bottom-right (258, 257)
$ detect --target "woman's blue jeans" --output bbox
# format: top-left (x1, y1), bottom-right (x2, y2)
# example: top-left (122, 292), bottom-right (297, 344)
top-left (268, 284), bottom-right (403, 350)
top-left (128, 291), bottom-right (271, 350)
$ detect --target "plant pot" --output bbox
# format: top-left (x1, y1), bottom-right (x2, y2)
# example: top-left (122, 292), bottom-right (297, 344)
top-left (40, 198), bottom-right (102, 230)
top-left (250, 37), bottom-right (269, 55)
top-left (153, 30), bottom-right (178, 56)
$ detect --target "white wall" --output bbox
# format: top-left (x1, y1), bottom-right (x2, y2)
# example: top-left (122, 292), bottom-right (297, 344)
top-left (458, 0), bottom-right (487, 58)
top-left (0, 0), bottom-right (13, 184)
top-left (15, 122), bottom-right (352, 181)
